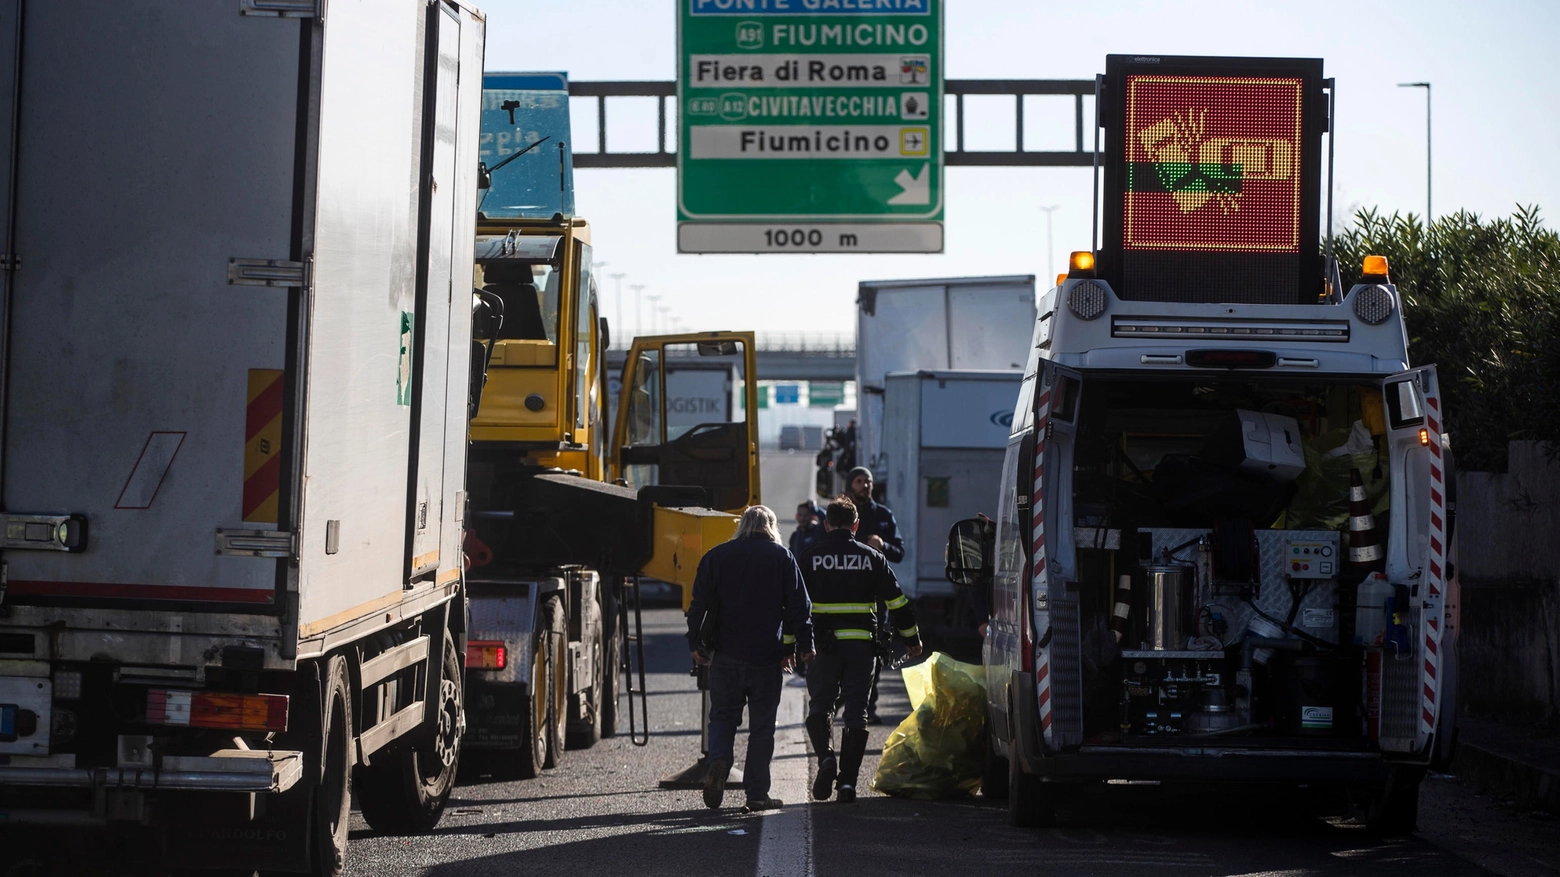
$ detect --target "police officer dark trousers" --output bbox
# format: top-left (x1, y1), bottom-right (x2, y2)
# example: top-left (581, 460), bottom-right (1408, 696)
top-left (799, 497), bottom-right (921, 802)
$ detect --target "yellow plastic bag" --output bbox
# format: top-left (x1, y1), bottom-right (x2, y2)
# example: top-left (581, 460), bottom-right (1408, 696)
top-left (869, 652), bottom-right (986, 800)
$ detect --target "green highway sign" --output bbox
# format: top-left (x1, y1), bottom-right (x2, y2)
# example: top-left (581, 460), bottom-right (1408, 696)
top-left (677, 0), bottom-right (944, 254)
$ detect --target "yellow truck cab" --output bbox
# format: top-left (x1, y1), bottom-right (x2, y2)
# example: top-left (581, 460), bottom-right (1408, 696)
top-left (470, 217), bottom-right (607, 480)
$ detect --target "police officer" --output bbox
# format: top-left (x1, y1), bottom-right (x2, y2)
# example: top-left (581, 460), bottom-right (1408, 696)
top-left (799, 496), bottom-right (921, 803)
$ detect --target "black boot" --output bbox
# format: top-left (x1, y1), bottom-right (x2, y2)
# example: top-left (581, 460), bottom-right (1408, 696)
top-left (806, 714), bottom-right (836, 801)
top-left (836, 728), bottom-right (869, 803)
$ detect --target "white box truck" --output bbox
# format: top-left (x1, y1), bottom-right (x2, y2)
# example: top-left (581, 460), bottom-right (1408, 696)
top-left (852, 277), bottom-right (1036, 482)
top-left (881, 369), bottom-right (1021, 601)
top-left (0, 3), bottom-right (485, 873)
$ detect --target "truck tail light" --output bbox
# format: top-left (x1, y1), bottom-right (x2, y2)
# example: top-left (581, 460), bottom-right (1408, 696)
top-left (465, 640), bottom-right (507, 670)
top-left (145, 689), bottom-right (289, 732)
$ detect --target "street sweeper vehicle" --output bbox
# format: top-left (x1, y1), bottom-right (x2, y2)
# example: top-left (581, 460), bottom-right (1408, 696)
top-left (944, 54), bottom-right (1459, 834)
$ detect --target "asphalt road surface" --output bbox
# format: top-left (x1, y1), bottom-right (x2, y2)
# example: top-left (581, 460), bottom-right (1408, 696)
top-left (763, 445), bottom-right (821, 545)
top-left (342, 445), bottom-right (1560, 877)
top-left (344, 603), bottom-right (1560, 877)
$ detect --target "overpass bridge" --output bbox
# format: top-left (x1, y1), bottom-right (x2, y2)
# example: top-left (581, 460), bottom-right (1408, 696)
top-left (604, 332), bottom-right (855, 382)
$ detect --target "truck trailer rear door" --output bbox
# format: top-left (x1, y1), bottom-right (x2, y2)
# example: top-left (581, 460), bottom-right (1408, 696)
top-left (610, 333), bottom-right (760, 513)
top-left (1379, 365), bottom-right (1450, 754)
top-left (0, 2), bottom-right (302, 608)
top-left (405, 2), bottom-right (465, 581)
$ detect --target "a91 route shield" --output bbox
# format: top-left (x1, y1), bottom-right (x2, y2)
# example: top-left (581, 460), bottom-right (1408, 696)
top-left (677, 0), bottom-right (944, 254)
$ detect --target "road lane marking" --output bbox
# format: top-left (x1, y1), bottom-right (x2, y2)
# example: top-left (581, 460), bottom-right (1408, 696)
top-left (755, 681), bottom-right (813, 877)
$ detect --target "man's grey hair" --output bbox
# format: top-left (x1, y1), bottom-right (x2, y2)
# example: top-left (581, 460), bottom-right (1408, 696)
top-left (734, 505), bottom-right (782, 543)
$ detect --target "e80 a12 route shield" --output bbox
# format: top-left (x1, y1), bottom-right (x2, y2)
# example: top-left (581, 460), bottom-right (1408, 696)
top-left (677, 0), bottom-right (944, 253)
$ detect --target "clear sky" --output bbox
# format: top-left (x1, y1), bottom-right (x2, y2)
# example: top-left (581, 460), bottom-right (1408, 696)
top-left (475, 0), bottom-right (1560, 339)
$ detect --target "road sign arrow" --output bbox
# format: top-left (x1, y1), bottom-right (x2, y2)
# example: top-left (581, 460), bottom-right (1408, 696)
top-left (887, 163), bottom-right (930, 205)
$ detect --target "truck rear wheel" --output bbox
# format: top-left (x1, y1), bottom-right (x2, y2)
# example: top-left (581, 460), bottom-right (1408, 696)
top-left (311, 656), bottom-right (353, 876)
top-left (542, 595), bottom-right (567, 768)
top-left (982, 736), bottom-right (1010, 801)
top-left (1008, 754), bottom-right (1057, 828)
top-left (1364, 771), bottom-right (1421, 836)
top-left (356, 628), bottom-right (464, 834)
top-left (567, 595), bottom-right (605, 750)
top-left (600, 579), bottom-right (621, 738)
top-left (491, 609), bottom-right (552, 780)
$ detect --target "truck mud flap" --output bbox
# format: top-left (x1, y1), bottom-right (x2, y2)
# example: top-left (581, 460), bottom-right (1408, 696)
top-left (463, 677), bottom-right (528, 747)
top-left (1009, 669), bottom-right (1047, 775)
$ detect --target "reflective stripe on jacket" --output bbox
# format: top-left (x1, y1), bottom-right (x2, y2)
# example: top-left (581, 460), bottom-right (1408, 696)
top-left (798, 528), bottom-right (918, 643)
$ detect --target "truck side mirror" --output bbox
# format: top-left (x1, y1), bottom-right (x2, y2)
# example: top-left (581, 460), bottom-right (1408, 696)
top-left (945, 517), bottom-right (994, 586)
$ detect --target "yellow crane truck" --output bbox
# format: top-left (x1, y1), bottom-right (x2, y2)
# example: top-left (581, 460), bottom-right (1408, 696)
top-left (459, 73), bottom-right (760, 777)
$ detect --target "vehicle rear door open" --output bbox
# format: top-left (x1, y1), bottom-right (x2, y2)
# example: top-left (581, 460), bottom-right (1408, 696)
top-left (1379, 365), bottom-right (1449, 754)
top-left (1032, 363), bottom-right (1084, 750)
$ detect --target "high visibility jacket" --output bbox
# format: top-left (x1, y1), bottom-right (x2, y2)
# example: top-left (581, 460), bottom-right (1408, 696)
top-left (798, 529), bottom-right (918, 645)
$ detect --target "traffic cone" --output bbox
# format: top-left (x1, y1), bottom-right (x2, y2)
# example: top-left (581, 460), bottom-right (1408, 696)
top-left (1346, 467), bottom-right (1385, 575)
top-left (1109, 574), bottom-right (1133, 644)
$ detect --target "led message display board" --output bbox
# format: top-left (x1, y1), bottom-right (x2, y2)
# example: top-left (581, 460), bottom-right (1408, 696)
top-left (1101, 55), bottom-right (1324, 304)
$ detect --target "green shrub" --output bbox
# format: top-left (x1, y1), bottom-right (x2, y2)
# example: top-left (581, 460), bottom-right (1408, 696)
top-left (1334, 206), bottom-right (1560, 471)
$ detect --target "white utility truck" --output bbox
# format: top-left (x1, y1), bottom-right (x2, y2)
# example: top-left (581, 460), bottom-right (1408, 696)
top-left (947, 54), bottom-right (1458, 833)
top-left (0, 3), bottom-right (485, 873)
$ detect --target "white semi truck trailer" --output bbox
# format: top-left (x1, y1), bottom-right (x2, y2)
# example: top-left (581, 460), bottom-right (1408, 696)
top-left (0, 2), bottom-right (485, 873)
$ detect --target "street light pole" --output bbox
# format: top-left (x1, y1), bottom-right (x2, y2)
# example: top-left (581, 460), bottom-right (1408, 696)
top-left (646, 294), bottom-right (662, 335)
top-left (1398, 82), bottom-right (1431, 222)
top-left (630, 284), bottom-right (646, 340)
top-left (1038, 204), bottom-right (1060, 283)
top-left (609, 272), bottom-right (626, 348)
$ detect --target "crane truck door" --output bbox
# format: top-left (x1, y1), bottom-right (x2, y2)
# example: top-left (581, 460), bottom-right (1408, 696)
top-left (1031, 362), bottom-right (1085, 751)
top-left (610, 333), bottom-right (760, 513)
top-left (1379, 366), bottom-right (1451, 755)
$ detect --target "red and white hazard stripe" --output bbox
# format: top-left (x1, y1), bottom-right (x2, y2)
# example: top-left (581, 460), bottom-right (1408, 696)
top-left (1421, 395), bottom-right (1448, 735)
top-left (1031, 388), bottom-right (1053, 735)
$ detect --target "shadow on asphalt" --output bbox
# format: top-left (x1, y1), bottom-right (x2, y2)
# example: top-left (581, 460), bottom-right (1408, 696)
top-left (412, 805), bottom-right (770, 877)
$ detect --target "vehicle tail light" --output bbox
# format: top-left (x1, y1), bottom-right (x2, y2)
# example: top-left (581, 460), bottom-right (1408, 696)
top-left (465, 640), bottom-right (507, 670)
top-left (146, 689), bottom-right (288, 732)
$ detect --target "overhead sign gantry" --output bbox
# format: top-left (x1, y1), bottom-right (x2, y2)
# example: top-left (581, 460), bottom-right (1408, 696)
top-left (676, 0), bottom-right (945, 254)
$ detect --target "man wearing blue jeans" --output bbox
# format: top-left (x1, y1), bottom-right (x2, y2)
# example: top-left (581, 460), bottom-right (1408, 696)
top-left (688, 506), bottom-right (815, 812)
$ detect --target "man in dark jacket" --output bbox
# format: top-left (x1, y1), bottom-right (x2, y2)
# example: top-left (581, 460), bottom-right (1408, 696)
top-left (798, 497), bottom-right (921, 802)
top-left (846, 466), bottom-right (903, 563)
top-left (846, 466), bottom-right (904, 722)
top-left (686, 505), bottom-right (814, 812)
top-left (789, 500), bottom-right (826, 556)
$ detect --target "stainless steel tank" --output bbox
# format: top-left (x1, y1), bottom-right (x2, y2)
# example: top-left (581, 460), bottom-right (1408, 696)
top-left (1141, 563), bottom-right (1196, 650)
